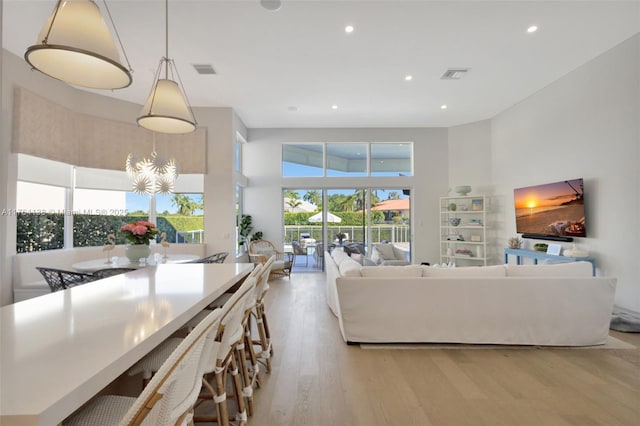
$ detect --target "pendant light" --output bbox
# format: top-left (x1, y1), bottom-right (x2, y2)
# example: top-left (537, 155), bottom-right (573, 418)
top-left (25, 0), bottom-right (132, 89)
top-left (137, 0), bottom-right (196, 134)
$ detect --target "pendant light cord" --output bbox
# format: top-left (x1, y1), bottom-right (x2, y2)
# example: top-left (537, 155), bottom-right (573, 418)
top-left (42, 0), bottom-right (63, 44)
top-left (103, 0), bottom-right (133, 72)
top-left (165, 0), bottom-right (169, 78)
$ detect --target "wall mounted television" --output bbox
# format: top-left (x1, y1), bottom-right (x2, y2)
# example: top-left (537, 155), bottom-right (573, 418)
top-left (514, 178), bottom-right (586, 241)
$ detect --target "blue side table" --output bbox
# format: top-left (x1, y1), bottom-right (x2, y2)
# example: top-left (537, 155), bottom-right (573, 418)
top-left (503, 248), bottom-right (595, 276)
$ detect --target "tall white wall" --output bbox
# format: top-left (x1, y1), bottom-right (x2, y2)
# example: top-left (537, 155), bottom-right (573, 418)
top-left (0, 0), bottom-right (9, 306)
top-left (244, 128), bottom-right (449, 264)
top-left (447, 120), bottom-right (493, 194)
top-left (491, 35), bottom-right (640, 311)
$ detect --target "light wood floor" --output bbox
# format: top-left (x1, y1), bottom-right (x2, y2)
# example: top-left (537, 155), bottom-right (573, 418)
top-left (242, 271), bottom-right (639, 426)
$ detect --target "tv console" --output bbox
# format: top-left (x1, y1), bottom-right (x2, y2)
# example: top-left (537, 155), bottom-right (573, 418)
top-left (504, 248), bottom-right (595, 276)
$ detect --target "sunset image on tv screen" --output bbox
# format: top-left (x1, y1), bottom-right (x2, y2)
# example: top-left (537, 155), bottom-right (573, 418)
top-left (514, 178), bottom-right (586, 237)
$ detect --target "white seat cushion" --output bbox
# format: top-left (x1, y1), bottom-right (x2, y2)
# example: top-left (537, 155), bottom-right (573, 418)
top-left (64, 395), bottom-right (135, 426)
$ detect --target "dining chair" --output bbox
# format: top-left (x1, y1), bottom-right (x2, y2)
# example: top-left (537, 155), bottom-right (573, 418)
top-left (36, 267), bottom-right (97, 292)
top-left (63, 308), bottom-right (222, 426)
top-left (190, 252), bottom-right (229, 264)
top-left (92, 267), bottom-right (136, 279)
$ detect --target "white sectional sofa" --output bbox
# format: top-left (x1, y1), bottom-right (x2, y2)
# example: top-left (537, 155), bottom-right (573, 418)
top-left (325, 249), bottom-right (617, 346)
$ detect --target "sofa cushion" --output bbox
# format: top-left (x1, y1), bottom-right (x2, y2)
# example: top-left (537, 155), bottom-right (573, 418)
top-left (422, 265), bottom-right (506, 277)
top-left (331, 249), bottom-right (351, 266)
top-left (506, 261), bottom-right (592, 277)
top-left (339, 259), bottom-right (362, 277)
top-left (375, 244), bottom-right (397, 260)
top-left (361, 265), bottom-right (423, 277)
top-left (253, 247), bottom-right (276, 258)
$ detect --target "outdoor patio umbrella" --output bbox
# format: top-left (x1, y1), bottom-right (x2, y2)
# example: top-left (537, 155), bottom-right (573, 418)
top-left (308, 211), bottom-right (342, 223)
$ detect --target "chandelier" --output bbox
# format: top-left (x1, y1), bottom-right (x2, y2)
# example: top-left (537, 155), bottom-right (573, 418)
top-left (126, 136), bottom-right (178, 195)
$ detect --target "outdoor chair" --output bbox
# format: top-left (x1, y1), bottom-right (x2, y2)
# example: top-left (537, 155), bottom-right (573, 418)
top-left (63, 308), bottom-right (220, 426)
top-left (92, 268), bottom-right (136, 279)
top-left (36, 267), bottom-right (97, 292)
top-left (291, 241), bottom-right (308, 266)
top-left (314, 242), bottom-right (324, 269)
top-left (191, 252), bottom-right (229, 264)
top-left (248, 239), bottom-right (293, 279)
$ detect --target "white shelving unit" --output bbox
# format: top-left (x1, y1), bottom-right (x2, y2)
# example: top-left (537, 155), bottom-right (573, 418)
top-left (440, 195), bottom-right (487, 266)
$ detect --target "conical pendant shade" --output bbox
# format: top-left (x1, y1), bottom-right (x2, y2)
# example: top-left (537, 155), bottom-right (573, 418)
top-left (137, 79), bottom-right (197, 134)
top-left (25, 0), bottom-right (131, 89)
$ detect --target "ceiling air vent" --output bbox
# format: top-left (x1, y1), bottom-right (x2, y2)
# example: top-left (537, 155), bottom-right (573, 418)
top-left (192, 64), bottom-right (216, 75)
top-left (441, 68), bottom-right (470, 80)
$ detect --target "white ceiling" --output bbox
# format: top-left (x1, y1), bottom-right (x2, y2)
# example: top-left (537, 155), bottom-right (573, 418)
top-left (3, 1), bottom-right (639, 129)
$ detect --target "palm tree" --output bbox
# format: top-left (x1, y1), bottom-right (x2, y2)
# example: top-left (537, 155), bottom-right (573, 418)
top-left (387, 191), bottom-right (401, 200)
top-left (171, 194), bottom-right (197, 216)
top-left (303, 190), bottom-right (321, 209)
top-left (286, 199), bottom-right (303, 212)
top-left (284, 189), bottom-right (299, 200)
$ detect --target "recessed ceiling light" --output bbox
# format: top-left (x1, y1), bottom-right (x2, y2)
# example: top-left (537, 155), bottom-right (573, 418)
top-left (288, 106), bottom-right (298, 111)
top-left (405, 75), bottom-right (413, 81)
top-left (260, 0), bottom-right (282, 11)
top-left (440, 104), bottom-right (448, 110)
top-left (527, 25), bottom-right (538, 33)
top-left (331, 105), bottom-right (338, 110)
top-left (345, 25), bottom-right (354, 33)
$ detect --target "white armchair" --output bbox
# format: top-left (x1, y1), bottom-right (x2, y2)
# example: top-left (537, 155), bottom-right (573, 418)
top-left (370, 243), bottom-right (409, 266)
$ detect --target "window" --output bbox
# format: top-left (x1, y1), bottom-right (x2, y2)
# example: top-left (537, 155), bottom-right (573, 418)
top-left (16, 181), bottom-right (66, 253)
top-left (282, 144), bottom-right (324, 177)
top-left (282, 142), bottom-right (413, 177)
top-left (370, 143), bottom-right (413, 176)
top-left (326, 143), bottom-right (368, 177)
top-left (15, 154), bottom-right (205, 252)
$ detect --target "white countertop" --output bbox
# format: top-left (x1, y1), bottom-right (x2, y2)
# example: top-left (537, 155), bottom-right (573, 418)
top-left (72, 254), bottom-right (201, 273)
top-left (0, 263), bottom-right (253, 426)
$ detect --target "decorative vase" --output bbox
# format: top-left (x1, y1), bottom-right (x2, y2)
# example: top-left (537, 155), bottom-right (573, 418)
top-left (125, 244), bottom-right (151, 263)
top-left (455, 185), bottom-right (472, 196)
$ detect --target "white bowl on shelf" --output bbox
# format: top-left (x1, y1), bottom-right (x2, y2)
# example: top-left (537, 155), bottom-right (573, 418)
top-left (455, 185), bottom-right (471, 196)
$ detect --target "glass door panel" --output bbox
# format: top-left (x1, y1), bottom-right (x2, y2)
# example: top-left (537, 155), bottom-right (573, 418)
top-left (283, 188), bottom-right (323, 271)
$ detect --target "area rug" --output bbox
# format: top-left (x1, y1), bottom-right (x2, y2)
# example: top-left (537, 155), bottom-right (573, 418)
top-left (360, 335), bottom-right (636, 350)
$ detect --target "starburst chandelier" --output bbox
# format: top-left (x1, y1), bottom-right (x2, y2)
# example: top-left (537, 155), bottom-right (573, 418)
top-left (126, 135), bottom-right (178, 195)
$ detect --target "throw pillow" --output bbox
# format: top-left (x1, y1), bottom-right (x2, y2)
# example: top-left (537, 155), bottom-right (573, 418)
top-left (370, 249), bottom-right (382, 265)
top-left (361, 265), bottom-right (423, 277)
top-left (375, 244), bottom-right (397, 260)
top-left (350, 253), bottom-right (363, 264)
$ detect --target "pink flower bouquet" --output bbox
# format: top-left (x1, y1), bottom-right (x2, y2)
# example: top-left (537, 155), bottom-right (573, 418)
top-left (119, 221), bottom-right (158, 245)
